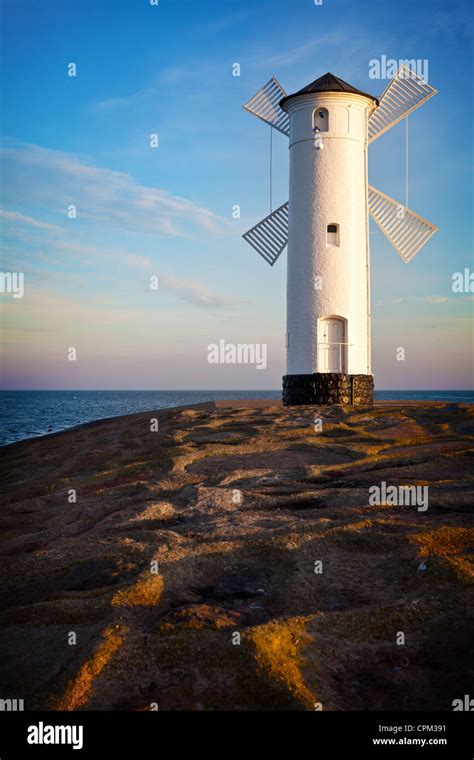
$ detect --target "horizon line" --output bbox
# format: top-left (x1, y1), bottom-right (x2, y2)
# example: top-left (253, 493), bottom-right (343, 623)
top-left (1, 388), bottom-right (472, 393)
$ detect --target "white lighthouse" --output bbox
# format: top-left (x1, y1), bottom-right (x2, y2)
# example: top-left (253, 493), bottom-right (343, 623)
top-left (243, 68), bottom-right (438, 405)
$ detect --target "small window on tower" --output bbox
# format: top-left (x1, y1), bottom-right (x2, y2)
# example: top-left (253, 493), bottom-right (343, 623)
top-left (313, 107), bottom-right (329, 132)
top-left (327, 224), bottom-right (339, 246)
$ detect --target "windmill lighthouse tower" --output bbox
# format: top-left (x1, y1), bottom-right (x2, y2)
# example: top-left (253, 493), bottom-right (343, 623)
top-left (243, 68), bottom-right (438, 405)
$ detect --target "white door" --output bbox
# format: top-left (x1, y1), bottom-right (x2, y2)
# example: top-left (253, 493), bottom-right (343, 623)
top-left (318, 318), bottom-right (345, 373)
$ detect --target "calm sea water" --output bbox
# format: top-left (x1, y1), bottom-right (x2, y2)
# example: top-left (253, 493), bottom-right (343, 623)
top-left (0, 390), bottom-right (472, 447)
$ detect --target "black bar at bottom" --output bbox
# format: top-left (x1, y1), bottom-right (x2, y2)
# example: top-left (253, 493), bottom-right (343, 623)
top-left (0, 711), bottom-right (472, 758)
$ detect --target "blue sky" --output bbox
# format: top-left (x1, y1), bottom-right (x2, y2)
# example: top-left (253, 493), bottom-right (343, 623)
top-left (0, 0), bottom-right (473, 389)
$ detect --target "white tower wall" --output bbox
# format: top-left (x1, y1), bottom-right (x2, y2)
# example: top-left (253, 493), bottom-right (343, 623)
top-left (285, 92), bottom-right (373, 377)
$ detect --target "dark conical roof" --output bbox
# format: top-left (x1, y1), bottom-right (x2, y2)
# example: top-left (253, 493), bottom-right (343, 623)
top-left (280, 72), bottom-right (378, 109)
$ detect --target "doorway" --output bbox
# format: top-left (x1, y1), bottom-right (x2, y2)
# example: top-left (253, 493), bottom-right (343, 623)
top-left (317, 317), bottom-right (346, 373)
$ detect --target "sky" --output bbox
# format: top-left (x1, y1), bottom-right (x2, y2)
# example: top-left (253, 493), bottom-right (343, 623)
top-left (0, 0), bottom-right (473, 390)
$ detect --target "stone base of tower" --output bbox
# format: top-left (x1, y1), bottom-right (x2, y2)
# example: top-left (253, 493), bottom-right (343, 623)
top-left (282, 373), bottom-right (374, 406)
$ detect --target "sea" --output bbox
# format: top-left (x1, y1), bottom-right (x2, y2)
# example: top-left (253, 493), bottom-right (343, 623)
top-left (0, 390), bottom-right (473, 447)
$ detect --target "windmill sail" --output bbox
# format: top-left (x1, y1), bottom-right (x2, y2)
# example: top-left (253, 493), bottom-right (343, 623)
top-left (368, 185), bottom-right (438, 263)
top-left (369, 64), bottom-right (437, 143)
top-left (242, 202), bottom-right (289, 266)
top-left (243, 77), bottom-right (290, 137)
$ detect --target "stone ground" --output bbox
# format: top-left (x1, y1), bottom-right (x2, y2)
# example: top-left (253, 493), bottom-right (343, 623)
top-left (0, 400), bottom-right (473, 711)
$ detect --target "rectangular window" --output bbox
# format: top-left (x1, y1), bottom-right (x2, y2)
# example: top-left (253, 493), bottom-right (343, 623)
top-left (327, 224), bottom-right (339, 246)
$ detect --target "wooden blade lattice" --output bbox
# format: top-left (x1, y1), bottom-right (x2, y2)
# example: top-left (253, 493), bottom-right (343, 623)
top-left (368, 184), bottom-right (438, 262)
top-left (369, 64), bottom-right (437, 143)
top-left (243, 77), bottom-right (290, 137)
top-left (242, 202), bottom-right (289, 266)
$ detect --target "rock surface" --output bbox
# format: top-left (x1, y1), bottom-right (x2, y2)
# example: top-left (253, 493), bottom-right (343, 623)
top-left (0, 400), bottom-right (473, 711)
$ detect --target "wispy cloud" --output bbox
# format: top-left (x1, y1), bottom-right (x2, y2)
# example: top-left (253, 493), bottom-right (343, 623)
top-left (248, 27), bottom-right (382, 82)
top-left (0, 211), bottom-right (244, 313)
top-left (0, 209), bottom-right (62, 232)
top-left (90, 61), bottom-right (219, 114)
top-left (375, 294), bottom-right (473, 307)
top-left (161, 273), bottom-right (249, 309)
top-left (0, 141), bottom-right (229, 238)
top-left (0, 213), bottom-right (152, 270)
